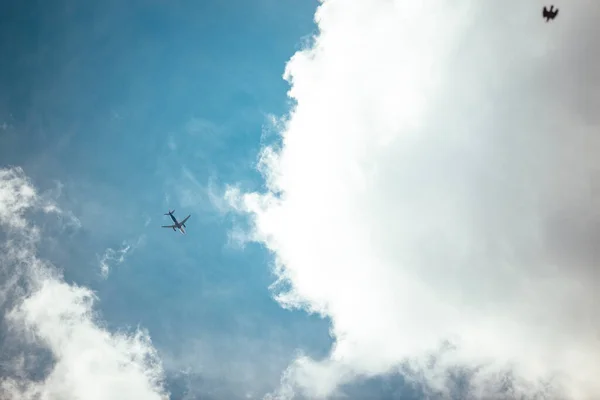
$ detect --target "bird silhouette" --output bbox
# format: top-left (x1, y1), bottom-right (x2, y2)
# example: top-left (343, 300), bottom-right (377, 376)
top-left (543, 5), bottom-right (559, 22)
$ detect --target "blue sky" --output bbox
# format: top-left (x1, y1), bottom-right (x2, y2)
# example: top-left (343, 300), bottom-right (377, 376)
top-left (0, 1), bottom-right (333, 398)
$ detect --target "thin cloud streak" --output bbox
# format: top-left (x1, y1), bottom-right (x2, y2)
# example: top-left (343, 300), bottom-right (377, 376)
top-left (99, 235), bottom-right (145, 278)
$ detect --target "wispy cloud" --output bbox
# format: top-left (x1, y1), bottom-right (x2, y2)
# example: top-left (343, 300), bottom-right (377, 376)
top-left (163, 165), bottom-right (231, 224)
top-left (227, 1), bottom-right (600, 399)
top-left (0, 166), bottom-right (167, 400)
top-left (0, 167), bottom-right (42, 231)
top-left (185, 117), bottom-right (222, 139)
top-left (225, 225), bottom-right (252, 250)
top-left (167, 134), bottom-right (177, 151)
top-left (181, 166), bottom-right (231, 214)
top-left (161, 330), bottom-right (302, 400)
top-left (98, 235), bottom-right (145, 278)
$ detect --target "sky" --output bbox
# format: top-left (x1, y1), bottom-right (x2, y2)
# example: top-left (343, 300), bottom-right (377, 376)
top-left (2, 0), bottom-right (600, 399)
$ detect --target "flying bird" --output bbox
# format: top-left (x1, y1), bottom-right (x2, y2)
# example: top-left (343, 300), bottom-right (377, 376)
top-left (543, 5), bottom-right (559, 22)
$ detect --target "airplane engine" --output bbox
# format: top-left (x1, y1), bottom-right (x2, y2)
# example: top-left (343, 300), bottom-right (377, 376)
top-left (173, 227), bottom-right (176, 231)
top-left (182, 223), bottom-right (186, 228)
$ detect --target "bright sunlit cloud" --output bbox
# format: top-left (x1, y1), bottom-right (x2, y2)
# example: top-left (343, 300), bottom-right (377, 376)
top-left (0, 167), bottom-right (168, 400)
top-left (227, 0), bottom-right (600, 399)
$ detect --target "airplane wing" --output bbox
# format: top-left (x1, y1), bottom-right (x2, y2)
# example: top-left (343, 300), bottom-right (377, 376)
top-left (162, 225), bottom-right (176, 228)
top-left (180, 215), bottom-right (191, 225)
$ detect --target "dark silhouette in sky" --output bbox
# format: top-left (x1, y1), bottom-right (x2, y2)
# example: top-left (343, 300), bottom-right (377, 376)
top-left (543, 5), bottom-right (559, 22)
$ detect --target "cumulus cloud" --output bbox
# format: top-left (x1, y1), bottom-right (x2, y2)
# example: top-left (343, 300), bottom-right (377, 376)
top-left (0, 167), bottom-right (167, 400)
top-left (227, 0), bottom-right (600, 399)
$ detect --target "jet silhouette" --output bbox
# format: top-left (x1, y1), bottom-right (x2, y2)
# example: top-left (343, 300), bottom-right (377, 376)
top-left (543, 5), bottom-right (559, 22)
top-left (161, 209), bottom-right (190, 234)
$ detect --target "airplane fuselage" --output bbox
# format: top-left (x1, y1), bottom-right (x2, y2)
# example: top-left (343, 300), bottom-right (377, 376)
top-left (162, 210), bottom-right (190, 234)
top-left (168, 213), bottom-right (186, 234)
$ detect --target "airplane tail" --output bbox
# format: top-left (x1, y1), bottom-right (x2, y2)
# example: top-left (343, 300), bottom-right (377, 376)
top-left (164, 209), bottom-right (175, 215)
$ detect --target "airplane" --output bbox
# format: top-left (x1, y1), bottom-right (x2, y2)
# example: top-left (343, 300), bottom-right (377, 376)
top-left (161, 210), bottom-right (190, 234)
top-left (543, 5), bottom-right (559, 22)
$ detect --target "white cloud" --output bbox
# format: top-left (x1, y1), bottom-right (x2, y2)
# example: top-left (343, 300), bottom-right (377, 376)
top-left (99, 242), bottom-right (131, 278)
top-left (0, 167), bottom-right (40, 230)
top-left (227, 1), bottom-right (600, 399)
top-left (99, 236), bottom-right (145, 278)
top-left (0, 167), bottom-right (168, 400)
